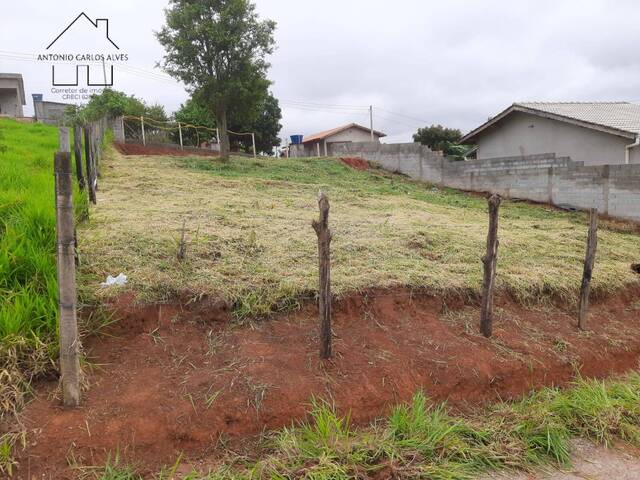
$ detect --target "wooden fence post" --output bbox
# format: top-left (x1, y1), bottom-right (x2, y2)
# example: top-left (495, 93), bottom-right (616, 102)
top-left (83, 125), bottom-right (96, 204)
top-left (178, 122), bottom-right (184, 150)
top-left (578, 208), bottom-right (598, 330)
top-left (312, 192), bottom-right (333, 359)
top-left (480, 194), bottom-right (501, 338)
top-left (73, 125), bottom-right (85, 190)
top-left (54, 149), bottom-right (81, 407)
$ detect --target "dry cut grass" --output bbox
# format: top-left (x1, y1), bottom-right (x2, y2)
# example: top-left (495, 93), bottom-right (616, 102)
top-left (78, 150), bottom-right (640, 318)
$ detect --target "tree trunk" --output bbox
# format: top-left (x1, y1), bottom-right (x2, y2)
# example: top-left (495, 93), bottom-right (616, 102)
top-left (216, 106), bottom-right (230, 161)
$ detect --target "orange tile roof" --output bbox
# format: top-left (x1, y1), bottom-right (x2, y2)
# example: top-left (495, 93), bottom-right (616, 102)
top-left (302, 123), bottom-right (386, 144)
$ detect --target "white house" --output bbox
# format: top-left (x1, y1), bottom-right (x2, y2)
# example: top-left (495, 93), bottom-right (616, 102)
top-left (461, 102), bottom-right (640, 165)
top-left (0, 73), bottom-right (26, 117)
top-left (291, 123), bottom-right (386, 157)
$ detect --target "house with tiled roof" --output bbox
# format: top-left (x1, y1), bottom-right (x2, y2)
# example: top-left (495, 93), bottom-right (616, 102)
top-left (294, 123), bottom-right (386, 157)
top-left (460, 102), bottom-right (640, 165)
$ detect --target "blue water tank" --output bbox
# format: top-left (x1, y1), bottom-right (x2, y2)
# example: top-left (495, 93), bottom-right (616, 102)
top-left (290, 134), bottom-right (303, 145)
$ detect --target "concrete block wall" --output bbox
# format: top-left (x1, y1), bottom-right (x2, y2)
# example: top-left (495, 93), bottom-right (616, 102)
top-left (333, 143), bottom-right (640, 223)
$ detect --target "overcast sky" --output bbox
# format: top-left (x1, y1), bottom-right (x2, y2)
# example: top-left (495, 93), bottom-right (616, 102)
top-left (1, 0), bottom-right (639, 143)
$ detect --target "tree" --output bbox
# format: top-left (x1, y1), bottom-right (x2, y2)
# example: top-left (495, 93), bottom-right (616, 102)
top-left (173, 98), bottom-right (217, 146)
top-left (413, 124), bottom-right (469, 160)
top-left (249, 93), bottom-right (282, 155)
top-left (157, 0), bottom-right (276, 161)
top-left (172, 91), bottom-right (282, 154)
top-left (65, 89), bottom-right (166, 125)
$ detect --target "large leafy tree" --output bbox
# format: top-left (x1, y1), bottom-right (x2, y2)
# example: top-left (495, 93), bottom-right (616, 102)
top-left (157, 0), bottom-right (276, 161)
top-left (413, 124), bottom-right (469, 159)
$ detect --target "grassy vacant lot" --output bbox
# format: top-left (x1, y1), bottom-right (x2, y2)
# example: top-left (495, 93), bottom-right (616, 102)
top-left (81, 150), bottom-right (640, 317)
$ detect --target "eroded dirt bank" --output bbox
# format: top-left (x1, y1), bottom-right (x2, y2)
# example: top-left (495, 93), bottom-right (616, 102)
top-left (15, 288), bottom-right (640, 477)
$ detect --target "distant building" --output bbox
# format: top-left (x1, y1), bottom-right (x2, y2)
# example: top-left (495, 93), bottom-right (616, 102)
top-left (0, 73), bottom-right (26, 117)
top-left (291, 123), bottom-right (386, 157)
top-left (33, 95), bottom-right (72, 125)
top-left (460, 102), bottom-right (640, 165)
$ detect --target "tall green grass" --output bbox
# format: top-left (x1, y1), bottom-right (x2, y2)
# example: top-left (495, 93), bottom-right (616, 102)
top-left (0, 119), bottom-right (60, 342)
top-left (0, 118), bottom-right (89, 425)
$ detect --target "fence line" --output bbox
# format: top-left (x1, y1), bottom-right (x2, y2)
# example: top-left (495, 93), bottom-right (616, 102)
top-left (120, 115), bottom-right (257, 157)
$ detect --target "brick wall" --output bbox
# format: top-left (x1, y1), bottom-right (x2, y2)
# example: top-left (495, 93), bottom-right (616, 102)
top-left (330, 142), bottom-right (640, 223)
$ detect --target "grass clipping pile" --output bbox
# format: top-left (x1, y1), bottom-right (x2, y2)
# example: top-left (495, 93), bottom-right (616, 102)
top-left (80, 150), bottom-right (640, 318)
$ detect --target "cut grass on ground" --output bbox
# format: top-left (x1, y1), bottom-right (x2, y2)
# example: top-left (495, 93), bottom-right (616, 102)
top-left (77, 374), bottom-right (640, 479)
top-left (80, 150), bottom-right (640, 318)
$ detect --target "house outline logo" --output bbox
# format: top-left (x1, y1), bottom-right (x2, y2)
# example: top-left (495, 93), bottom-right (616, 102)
top-left (47, 13), bottom-right (120, 51)
top-left (40, 12), bottom-right (128, 88)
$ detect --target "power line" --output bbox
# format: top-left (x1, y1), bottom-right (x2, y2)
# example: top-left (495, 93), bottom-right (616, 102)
top-left (280, 98), bottom-right (369, 109)
top-left (376, 107), bottom-right (430, 125)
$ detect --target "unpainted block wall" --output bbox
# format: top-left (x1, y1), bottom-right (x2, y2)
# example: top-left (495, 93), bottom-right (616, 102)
top-left (331, 142), bottom-right (640, 223)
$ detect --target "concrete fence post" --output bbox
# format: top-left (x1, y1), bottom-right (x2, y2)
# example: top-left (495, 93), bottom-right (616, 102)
top-left (54, 149), bottom-right (81, 407)
top-left (140, 116), bottom-right (146, 146)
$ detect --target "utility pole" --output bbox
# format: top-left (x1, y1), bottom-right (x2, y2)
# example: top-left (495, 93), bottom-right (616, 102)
top-left (369, 105), bottom-right (374, 141)
top-left (102, 58), bottom-right (108, 87)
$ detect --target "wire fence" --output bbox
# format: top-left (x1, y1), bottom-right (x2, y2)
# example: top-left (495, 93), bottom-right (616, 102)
top-left (122, 115), bottom-right (257, 157)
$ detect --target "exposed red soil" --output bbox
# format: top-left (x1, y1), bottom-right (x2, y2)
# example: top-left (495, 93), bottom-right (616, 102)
top-left (340, 156), bottom-right (370, 170)
top-left (115, 142), bottom-right (220, 157)
top-left (14, 288), bottom-right (640, 478)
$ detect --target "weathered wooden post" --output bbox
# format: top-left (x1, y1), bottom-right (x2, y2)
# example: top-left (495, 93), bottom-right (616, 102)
top-left (73, 125), bottom-right (85, 190)
top-left (480, 194), bottom-right (501, 338)
top-left (312, 192), bottom-right (333, 359)
top-left (83, 125), bottom-right (96, 204)
top-left (578, 208), bottom-right (598, 330)
top-left (178, 122), bottom-right (184, 150)
top-left (54, 142), bottom-right (81, 407)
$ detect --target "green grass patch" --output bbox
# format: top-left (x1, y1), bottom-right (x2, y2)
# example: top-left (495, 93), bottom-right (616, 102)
top-left (0, 118), bottom-right (87, 421)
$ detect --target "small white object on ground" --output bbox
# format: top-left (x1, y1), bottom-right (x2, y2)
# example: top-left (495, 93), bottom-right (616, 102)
top-left (101, 273), bottom-right (128, 287)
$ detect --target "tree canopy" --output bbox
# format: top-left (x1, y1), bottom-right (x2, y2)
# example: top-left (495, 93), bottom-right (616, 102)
top-left (66, 89), bottom-right (167, 125)
top-left (413, 124), bottom-right (462, 151)
top-left (157, 0), bottom-right (276, 160)
top-left (172, 91), bottom-right (282, 154)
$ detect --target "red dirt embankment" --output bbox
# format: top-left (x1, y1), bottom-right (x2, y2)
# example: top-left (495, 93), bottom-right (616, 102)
top-left (16, 288), bottom-right (640, 477)
top-left (340, 156), bottom-right (370, 170)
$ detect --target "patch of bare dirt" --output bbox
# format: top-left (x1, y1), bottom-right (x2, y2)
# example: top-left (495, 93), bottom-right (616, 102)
top-left (340, 157), bottom-right (370, 170)
top-left (14, 288), bottom-right (640, 478)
